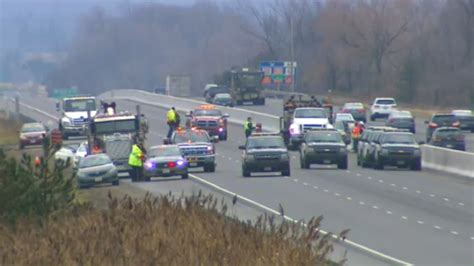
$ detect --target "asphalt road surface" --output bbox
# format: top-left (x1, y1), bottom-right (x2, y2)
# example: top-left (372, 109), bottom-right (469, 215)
top-left (18, 94), bottom-right (474, 265)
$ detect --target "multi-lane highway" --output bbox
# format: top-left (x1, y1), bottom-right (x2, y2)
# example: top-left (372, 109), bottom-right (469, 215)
top-left (17, 93), bottom-right (474, 265)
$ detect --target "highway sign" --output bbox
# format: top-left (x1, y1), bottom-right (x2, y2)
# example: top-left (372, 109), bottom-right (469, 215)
top-left (52, 87), bottom-right (78, 99)
top-left (259, 61), bottom-right (296, 89)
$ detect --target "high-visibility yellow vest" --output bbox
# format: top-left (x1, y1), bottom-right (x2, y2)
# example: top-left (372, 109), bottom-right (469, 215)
top-left (167, 109), bottom-right (176, 123)
top-left (128, 144), bottom-right (143, 167)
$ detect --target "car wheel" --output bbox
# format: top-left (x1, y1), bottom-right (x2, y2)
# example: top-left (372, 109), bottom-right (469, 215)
top-left (411, 160), bottom-right (422, 171)
top-left (374, 160), bottom-right (384, 170)
top-left (205, 164), bottom-right (216, 173)
top-left (242, 167), bottom-right (251, 177)
top-left (181, 173), bottom-right (189, 179)
top-left (112, 179), bottom-right (120, 186)
top-left (282, 168), bottom-right (291, 177)
top-left (370, 115), bottom-right (375, 121)
top-left (337, 157), bottom-right (348, 169)
top-left (357, 156), bottom-right (361, 166)
top-left (471, 129), bottom-right (474, 133)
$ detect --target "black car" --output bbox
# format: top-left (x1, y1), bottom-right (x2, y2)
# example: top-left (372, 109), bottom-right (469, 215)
top-left (386, 111), bottom-right (415, 133)
top-left (341, 102), bottom-right (367, 123)
top-left (373, 132), bottom-right (422, 170)
top-left (212, 93), bottom-right (234, 107)
top-left (299, 129), bottom-right (348, 169)
top-left (239, 133), bottom-right (290, 177)
top-left (425, 114), bottom-right (460, 142)
top-left (429, 127), bottom-right (465, 151)
top-left (452, 110), bottom-right (474, 132)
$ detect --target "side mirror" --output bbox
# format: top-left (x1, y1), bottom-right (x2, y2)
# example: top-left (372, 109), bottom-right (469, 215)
top-left (163, 139), bottom-right (170, 145)
top-left (55, 102), bottom-right (60, 112)
top-left (223, 113), bottom-right (230, 118)
top-left (211, 135), bottom-right (219, 143)
top-left (238, 145), bottom-right (245, 150)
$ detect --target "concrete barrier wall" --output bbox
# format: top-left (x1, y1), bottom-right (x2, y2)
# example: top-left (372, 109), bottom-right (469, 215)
top-left (421, 145), bottom-right (474, 178)
top-left (103, 89), bottom-right (474, 179)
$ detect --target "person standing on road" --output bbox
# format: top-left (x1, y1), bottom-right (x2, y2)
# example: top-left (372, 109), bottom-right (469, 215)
top-left (128, 138), bottom-right (145, 182)
top-left (244, 117), bottom-right (254, 138)
top-left (167, 107), bottom-right (177, 139)
top-left (352, 122), bottom-right (362, 152)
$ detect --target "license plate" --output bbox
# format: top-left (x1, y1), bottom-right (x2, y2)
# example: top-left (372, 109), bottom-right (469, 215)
top-left (94, 177), bottom-right (102, 182)
top-left (446, 145), bottom-right (453, 148)
top-left (190, 162), bottom-right (198, 167)
top-left (30, 140), bottom-right (36, 143)
top-left (263, 167), bottom-right (272, 171)
top-left (323, 160), bottom-right (331, 164)
top-left (188, 157), bottom-right (196, 162)
top-left (397, 161), bottom-right (405, 165)
top-left (383, 106), bottom-right (388, 109)
top-left (162, 169), bottom-right (170, 174)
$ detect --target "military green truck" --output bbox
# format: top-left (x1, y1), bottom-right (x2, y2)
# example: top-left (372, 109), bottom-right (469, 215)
top-left (221, 67), bottom-right (265, 105)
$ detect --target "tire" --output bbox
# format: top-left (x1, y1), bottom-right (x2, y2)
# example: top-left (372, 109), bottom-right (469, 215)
top-left (242, 167), bottom-right (251, 177)
top-left (282, 167), bottom-right (291, 177)
top-left (370, 115), bottom-right (375, 121)
top-left (374, 159), bottom-right (384, 170)
top-left (19, 143), bottom-right (24, 150)
top-left (260, 98), bottom-right (266, 105)
top-left (181, 173), bottom-right (189, 179)
top-left (301, 156), bottom-right (310, 169)
top-left (205, 164), bottom-right (216, 173)
top-left (112, 179), bottom-right (119, 186)
top-left (411, 160), bottom-right (422, 171)
top-left (337, 157), bottom-right (348, 169)
top-left (471, 129), bottom-right (474, 133)
top-left (62, 133), bottom-right (69, 140)
top-left (357, 156), bottom-right (361, 166)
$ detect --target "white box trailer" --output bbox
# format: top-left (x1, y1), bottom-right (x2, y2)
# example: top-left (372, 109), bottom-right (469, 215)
top-left (166, 75), bottom-right (191, 97)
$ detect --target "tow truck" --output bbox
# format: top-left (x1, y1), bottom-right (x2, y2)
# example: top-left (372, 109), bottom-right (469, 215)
top-left (88, 102), bottom-right (147, 174)
top-left (188, 104), bottom-right (229, 140)
top-left (56, 96), bottom-right (98, 139)
top-left (279, 94), bottom-right (334, 149)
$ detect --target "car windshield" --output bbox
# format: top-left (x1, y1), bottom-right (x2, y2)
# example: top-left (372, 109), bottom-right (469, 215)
top-left (381, 134), bottom-right (416, 144)
top-left (64, 99), bottom-right (96, 112)
top-left (21, 124), bottom-right (45, 133)
top-left (79, 155), bottom-right (112, 168)
top-left (93, 119), bottom-right (137, 134)
top-left (194, 109), bottom-right (222, 117)
top-left (149, 146), bottom-right (182, 157)
top-left (214, 93), bottom-right (232, 99)
top-left (247, 137), bottom-right (285, 149)
top-left (306, 132), bottom-right (342, 143)
top-left (344, 103), bottom-right (364, 109)
top-left (432, 115), bottom-right (456, 123)
top-left (336, 114), bottom-right (354, 120)
top-left (239, 73), bottom-right (262, 87)
top-left (294, 109), bottom-right (326, 118)
top-left (375, 99), bottom-right (395, 105)
top-left (174, 131), bottom-right (209, 143)
top-left (335, 121), bottom-right (348, 131)
top-left (435, 129), bottom-right (462, 138)
top-left (208, 87), bottom-right (228, 96)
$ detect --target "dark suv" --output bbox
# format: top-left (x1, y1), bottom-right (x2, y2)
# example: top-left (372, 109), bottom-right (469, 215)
top-left (429, 127), bottom-right (465, 151)
top-left (425, 114), bottom-right (460, 142)
top-left (373, 132), bottom-right (422, 170)
top-left (239, 133), bottom-right (290, 177)
top-left (299, 129), bottom-right (348, 169)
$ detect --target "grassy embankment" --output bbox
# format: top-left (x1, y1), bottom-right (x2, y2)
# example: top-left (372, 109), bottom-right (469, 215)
top-left (0, 116), bottom-right (344, 265)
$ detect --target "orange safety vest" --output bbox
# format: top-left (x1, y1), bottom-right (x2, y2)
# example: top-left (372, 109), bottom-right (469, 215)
top-left (352, 126), bottom-right (361, 139)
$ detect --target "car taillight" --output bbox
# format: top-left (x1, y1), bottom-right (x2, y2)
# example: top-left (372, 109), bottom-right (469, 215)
top-left (429, 122), bottom-right (438, 128)
top-left (168, 162), bottom-right (176, 168)
top-left (358, 109), bottom-right (365, 113)
top-left (452, 121), bottom-right (460, 127)
top-left (454, 135), bottom-right (465, 141)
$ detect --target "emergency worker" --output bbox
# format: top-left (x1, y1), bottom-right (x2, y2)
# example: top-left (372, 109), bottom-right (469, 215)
top-left (244, 117), bottom-right (253, 138)
top-left (352, 122), bottom-right (362, 152)
top-left (128, 138), bottom-right (145, 182)
top-left (167, 107), bottom-right (177, 139)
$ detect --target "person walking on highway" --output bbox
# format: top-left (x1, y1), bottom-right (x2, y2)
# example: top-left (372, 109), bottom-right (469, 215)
top-left (128, 138), bottom-right (145, 182)
top-left (352, 122), bottom-right (362, 152)
top-left (244, 117), bottom-right (254, 138)
top-left (167, 107), bottom-right (177, 139)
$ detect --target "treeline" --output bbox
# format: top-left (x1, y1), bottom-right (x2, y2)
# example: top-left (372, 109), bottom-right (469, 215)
top-left (46, 0), bottom-right (474, 107)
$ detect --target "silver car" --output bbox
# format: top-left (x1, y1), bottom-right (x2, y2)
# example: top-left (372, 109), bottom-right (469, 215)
top-left (76, 154), bottom-right (119, 188)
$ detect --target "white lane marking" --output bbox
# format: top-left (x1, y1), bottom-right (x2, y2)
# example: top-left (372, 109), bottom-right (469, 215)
top-left (402, 187), bottom-right (408, 190)
top-left (378, 179), bottom-right (384, 183)
top-left (303, 182), bottom-right (308, 186)
top-left (401, 216), bottom-right (408, 220)
top-left (228, 157), bottom-right (232, 161)
top-left (417, 220), bottom-right (424, 225)
top-left (292, 156), bottom-right (296, 159)
top-left (346, 197), bottom-right (352, 201)
top-left (471, 236), bottom-right (474, 240)
top-left (458, 202), bottom-right (465, 206)
top-left (434, 225), bottom-right (442, 230)
top-left (188, 173), bottom-right (413, 265)
top-left (450, 231), bottom-right (458, 235)
top-left (386, 211), bottom-right (393, 215)
top-left (416, 190), bottom-right (421, 194)
top-left (335, 193), bottom-right (341, 197)
top-left (356, 173), bottom-right (361, 177)
top-left (372, 206), bottom-right (379, 210)
top-left (313, 186), bottom-right (319, 189)
top-left (324, 189), bottom-right (329, 193)
top-left (390, 183), bottom-right (396, 187)
top-left (235, 160), bottom-right (239, 163)
top-left (443, 198), bottom-right (449, 202)
top-left (359, 201), bottom-right (365, 205)
top-left (346, 170), bottom-right (351, 173)
top-left (293, 179), bottom-right (298, 183)
top-left (429, 194), bottom-right (435, 197)
top-left (283, 176), bottom-right (289, 179)
top-left (367, 176), bottom-right (373, 180)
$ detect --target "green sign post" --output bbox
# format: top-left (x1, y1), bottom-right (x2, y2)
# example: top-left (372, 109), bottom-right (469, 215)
top-left (52, 87), bottom-right (78, 99)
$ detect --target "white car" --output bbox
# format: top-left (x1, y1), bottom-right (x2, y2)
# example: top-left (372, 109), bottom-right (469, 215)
top-left (73, 141), bottom-right (89, 167)
top-left (452, 110), bottom-right (472, 116)
top-left (54, 143), bottom-right (80, 163)
top-left (288, 107), bottom-right (333, 148)
top-left (334, 113), bottom-right (355, 124)
top-left (370, 98), bottom-right (397, 121)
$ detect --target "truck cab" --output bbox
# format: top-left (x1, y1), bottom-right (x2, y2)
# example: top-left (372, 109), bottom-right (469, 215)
top-left (57, 96), bottom-right (98, 139)
top-left (224, 68), bottom-right (265, 105)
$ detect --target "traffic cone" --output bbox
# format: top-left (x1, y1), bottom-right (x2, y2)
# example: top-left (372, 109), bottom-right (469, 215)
top-left (34, 156), bottom-right (41, 167)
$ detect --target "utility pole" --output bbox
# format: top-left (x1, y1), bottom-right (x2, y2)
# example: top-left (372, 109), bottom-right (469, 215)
top-left (290, 16), bottom-right (295, 92)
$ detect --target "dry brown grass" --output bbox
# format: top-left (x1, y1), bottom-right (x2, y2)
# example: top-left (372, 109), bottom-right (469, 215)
top-left (0, 193), bottom-right (344, 266)
top-left (0, 113), bottom-right (20, 146)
